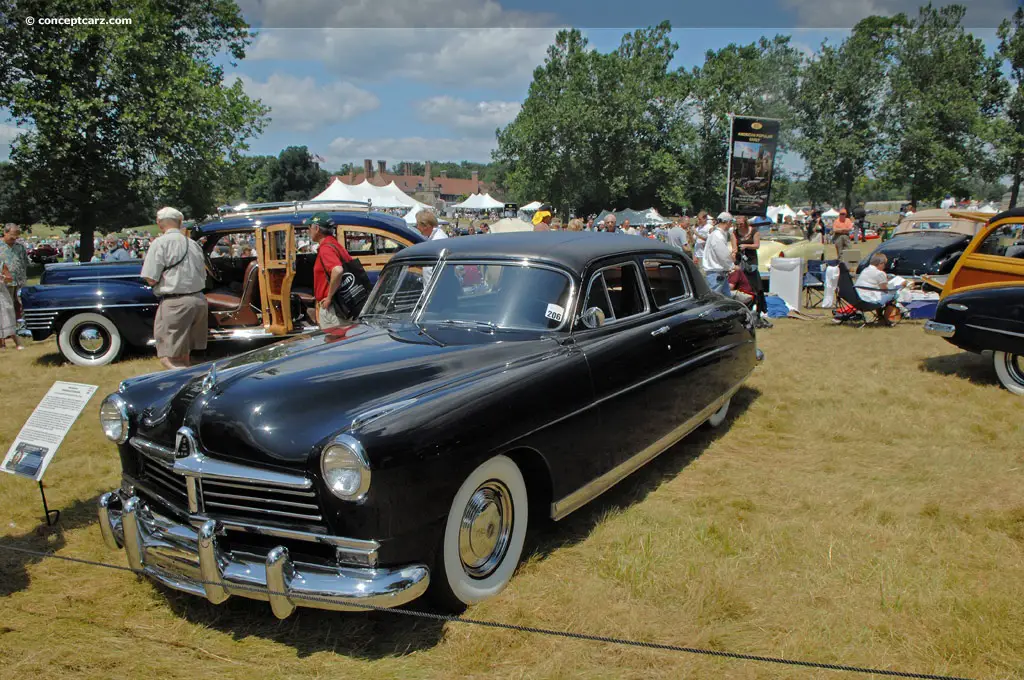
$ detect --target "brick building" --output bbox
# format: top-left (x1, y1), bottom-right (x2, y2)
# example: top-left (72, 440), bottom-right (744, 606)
top-left (334, 159), bottom-right (498, 205)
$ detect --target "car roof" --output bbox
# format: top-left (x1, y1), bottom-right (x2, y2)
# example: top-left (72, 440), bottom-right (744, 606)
top-left (391, 232), bottom-right (685, 273)
top-left (195, 209), bottom-right (422, 242)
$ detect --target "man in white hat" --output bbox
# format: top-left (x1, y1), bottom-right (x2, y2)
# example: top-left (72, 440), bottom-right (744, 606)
top-left (702, 212), bottom-right (736, 296)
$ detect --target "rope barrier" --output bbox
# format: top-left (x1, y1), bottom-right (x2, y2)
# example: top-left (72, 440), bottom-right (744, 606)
top-left (0, 543), bottom-right (973, 680)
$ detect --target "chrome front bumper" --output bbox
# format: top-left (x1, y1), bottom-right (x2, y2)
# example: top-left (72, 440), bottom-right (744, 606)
top-left (98, 491), bottom-right (430, 618)
top-left (924, 320), bottom-right (956, 338)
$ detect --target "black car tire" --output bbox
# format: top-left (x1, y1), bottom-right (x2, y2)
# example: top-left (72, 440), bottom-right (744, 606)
top-left (992, 351), bottom-right (1024, 396)
top-left (57, 312), bottom-right (123, 367)
top-left (704, 397), bottom-right (731, 428)
top-left (432, 454), bottom-right (528, 611)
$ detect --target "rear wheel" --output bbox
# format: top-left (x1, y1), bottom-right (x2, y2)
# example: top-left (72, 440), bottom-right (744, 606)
top-left (432, 455), bottom-right (528, 611)
top-left (992, 351), bottom-right (1024, 396)
top-left (57, 313), bottom-right (123, 367)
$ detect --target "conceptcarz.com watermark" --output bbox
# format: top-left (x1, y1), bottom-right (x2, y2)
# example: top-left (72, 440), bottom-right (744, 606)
top-left (25, 16), bottom-right (132, 26)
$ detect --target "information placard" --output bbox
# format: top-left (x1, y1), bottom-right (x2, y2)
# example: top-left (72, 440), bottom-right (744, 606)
top-left (2, 381), bottom-right (98, 481)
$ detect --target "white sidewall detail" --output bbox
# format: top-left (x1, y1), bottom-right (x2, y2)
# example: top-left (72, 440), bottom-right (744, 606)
top-left (442, 455), bottom-right (528, 605)
top-left (993, 351), bottom-right (1024, 396)
top-left (58, 312), bottom-right (123, 367)
top-left (706, 398), bottom-right (731, 428)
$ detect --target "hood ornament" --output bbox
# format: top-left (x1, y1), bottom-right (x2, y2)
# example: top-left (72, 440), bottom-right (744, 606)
top-left (201, 363), bottom-right (218, 393)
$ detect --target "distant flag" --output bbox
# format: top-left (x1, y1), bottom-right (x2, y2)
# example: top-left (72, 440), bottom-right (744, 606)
top-left (313, 154), bottom-right (326, 163)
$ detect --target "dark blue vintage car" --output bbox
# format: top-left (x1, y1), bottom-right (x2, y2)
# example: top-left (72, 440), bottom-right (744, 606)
top-left (20, 202), bottom-right (424, 366)
top-left (95, 232), bottom-right (762, 616)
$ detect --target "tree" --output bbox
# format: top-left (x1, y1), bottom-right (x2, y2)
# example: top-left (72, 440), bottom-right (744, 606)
top-left (998, 8), bottom-right (1024, 207)
top-left (684, 36), bottom-right (802, 213)
top-left (268, 146), bottom-right (325, 201)
top-left (879, 4), bottom-right (1005, 205)
top-left (794, 16), bottom-right (903, 210)
top-left (0, 0), bottom-right (268, 259)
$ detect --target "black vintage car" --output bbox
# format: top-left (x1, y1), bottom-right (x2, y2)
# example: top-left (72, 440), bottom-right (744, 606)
top-left (857, 209), bottom-right (984, 278)
top-left (924, 209), bottom-right (1024, 395)
top-left (96, 233), bottom-right (762, 615)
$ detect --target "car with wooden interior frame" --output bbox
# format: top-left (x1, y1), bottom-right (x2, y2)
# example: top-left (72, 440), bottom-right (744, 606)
top-left (95, 232), bottom-right (764, 616)
top-left (19, 201), bottom-right (424, 366)
top-left (924, 208), bottom-right (1024, 395)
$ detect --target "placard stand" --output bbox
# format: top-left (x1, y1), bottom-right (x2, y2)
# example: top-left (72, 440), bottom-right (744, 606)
top-left (39, 482), bottom-right (60, 526)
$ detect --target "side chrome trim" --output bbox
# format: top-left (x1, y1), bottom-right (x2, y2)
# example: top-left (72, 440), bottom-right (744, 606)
top-left (129, 436), bottom-right (176, 464)
top-left (173, 452), bottom-right (313, 490)
top-left (550, 370), bottom-right (752, 521)
top-left (20, 303), bottom-right (156, 313)
top-left (965, 323), bottom-right (1024, 340)
top-left (67, 274), bottom-right (144, 282)
top-left (924, 320), bottom-right (956, 338)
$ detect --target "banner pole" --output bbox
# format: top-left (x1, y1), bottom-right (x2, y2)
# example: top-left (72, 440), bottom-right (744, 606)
top-left (725, 113), bottom-right (734, 213)
top-left (39, 481), bottom-right (60, 526)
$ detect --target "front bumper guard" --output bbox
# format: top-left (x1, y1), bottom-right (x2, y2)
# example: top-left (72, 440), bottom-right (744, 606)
top-left (924, 320), bottom-right (956, 338)
top-left (98, 491), bottom-right (430, 618)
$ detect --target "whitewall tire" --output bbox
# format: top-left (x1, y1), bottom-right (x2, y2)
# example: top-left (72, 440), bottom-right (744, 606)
top-left (434, 455), bottom-right (528, 609)
top-left (705, 398), bottom-right (731, 428)
top-left (57, 313), bottom-right (123, 367)
top-left (993, 351), bottom-right (1024, 396)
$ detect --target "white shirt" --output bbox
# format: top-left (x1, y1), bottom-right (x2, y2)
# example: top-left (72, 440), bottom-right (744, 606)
top-left (694, 224), bottom-right (711, 259)
top-left (140, 228), bottom-right (206, 296)
top-left (855, 264), bottom-right (889, 303)
top-left (625, 227), bottom-right (638, 236)
top-left (940, 198), bottom-right (956, 209)
top-left (702, 227), bottom-right (734, 272)
top-left (430, 227), bottom-right (448, 241)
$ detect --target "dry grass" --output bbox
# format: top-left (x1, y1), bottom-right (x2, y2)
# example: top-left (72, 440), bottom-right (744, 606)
top-left (1, 320), bottom-right (1023, 679)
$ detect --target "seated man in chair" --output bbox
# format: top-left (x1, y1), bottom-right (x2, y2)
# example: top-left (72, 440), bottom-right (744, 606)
top-left (855, 252), bottom-right (904, 306)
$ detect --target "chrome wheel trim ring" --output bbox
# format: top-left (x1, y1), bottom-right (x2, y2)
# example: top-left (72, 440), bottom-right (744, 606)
top-left (458, 480), bottom-right (513, 579)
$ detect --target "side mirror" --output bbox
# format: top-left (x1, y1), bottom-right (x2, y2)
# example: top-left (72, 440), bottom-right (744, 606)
top-left (579, 307), bottom-right (606, 329)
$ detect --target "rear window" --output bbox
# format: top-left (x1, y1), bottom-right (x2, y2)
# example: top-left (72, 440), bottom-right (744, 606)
top-left (976, 224), bottom-right (1024, 258)
top-left (909, 222), bottom-right (953, 230)
top-left (643, 260), bottom-right (689, 307)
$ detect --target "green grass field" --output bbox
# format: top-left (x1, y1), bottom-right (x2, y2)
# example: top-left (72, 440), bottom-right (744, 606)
top-left (0, 319), bottom-right (1022, 679)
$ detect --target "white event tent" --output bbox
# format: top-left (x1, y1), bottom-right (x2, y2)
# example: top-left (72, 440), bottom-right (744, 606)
top-left (978, 202), bottom-right (1000, 213)
top-left (821, 208), bottom-right (840, 220)
top-left (453, 193), bottom-right (505, 210)
top-left (311, 178), bottom-right (366, 202)
top-left (767, 204), bottom-right (797, 222)
top-left (520, 201), bottom-right (544, 212)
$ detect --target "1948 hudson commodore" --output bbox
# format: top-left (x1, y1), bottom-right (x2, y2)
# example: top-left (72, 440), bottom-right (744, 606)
top-left (96, 232), bottom-right (762, 615)
top-left (20, 201), bottom-right (423, 366)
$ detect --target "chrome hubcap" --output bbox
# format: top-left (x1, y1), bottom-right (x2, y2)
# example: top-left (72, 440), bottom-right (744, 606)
top-left (78, 327), bottom-right (104, 353)
top-left (458, 481), bottom-right (513, 579)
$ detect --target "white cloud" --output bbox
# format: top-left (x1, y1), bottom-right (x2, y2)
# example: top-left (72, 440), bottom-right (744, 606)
top-left (0, 123), bottom-right (27, 161)
top-left (782, 0), bottom-right (1014, 28)
top-left (415, 96), bottom-right (520, 134)
top-left (232, 73), bottom-right (379, 132)
top-left (248, 27), bottom-right (553, 88)
top-left (238, 0), bottom-right (554, 29)
top-left (326, 136), bottom-right (499, 165)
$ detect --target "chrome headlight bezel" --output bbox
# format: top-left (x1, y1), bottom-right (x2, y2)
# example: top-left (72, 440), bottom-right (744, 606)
top-left (320, 434), bottom-right (371, 502)
top-left (99, 393), bottom-right (130, 444)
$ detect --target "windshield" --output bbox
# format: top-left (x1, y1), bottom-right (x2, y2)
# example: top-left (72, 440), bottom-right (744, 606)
top-left (362, 260), bottom-right (574, 331)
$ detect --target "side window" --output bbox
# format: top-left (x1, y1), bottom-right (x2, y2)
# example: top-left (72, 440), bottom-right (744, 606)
top-left (976, 224), bottom-right (1024, 258)
top-left (375, 234), bottom-right (405, 254)
top-left (343, 230), bottom-right (375, 255)
top-left (643, 259), bottom-right (689, 307)
top-left (583, 263), bottom-right (646, 324)
top-left (209, 233), bottom-right (255, 259)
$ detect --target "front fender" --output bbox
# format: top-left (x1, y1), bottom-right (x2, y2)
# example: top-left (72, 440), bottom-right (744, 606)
top-left (21, 280), bottom-right (159, 346)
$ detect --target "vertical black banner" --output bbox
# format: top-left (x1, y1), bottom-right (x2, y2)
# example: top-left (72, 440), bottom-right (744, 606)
top-left (726, 116), bottom-right (781, 217)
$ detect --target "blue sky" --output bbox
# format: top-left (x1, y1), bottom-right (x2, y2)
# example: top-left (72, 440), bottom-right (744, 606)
top-left (0, 0), bottom-right (1012, 175)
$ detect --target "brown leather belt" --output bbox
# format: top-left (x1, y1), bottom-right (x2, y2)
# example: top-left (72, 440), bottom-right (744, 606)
top-left (159, 291), bottom-right (204, 299)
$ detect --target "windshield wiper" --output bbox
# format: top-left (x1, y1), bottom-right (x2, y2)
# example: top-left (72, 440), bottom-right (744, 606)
top-left (436, 319), bottom-right (499, 331)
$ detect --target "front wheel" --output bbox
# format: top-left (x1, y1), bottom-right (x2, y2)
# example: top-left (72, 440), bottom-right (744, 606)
top-left (993, 351), bottom-right (1024, 396)
top-left (432, 455), bottom-right (528, 611)
top-left (57, 312), bottom-right (123, 367)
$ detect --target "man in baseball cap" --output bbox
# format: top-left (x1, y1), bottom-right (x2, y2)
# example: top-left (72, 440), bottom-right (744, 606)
top-left (305, 212), bottom-right (352, 329)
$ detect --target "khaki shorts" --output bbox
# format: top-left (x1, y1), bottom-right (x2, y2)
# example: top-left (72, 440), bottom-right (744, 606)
top-left (317, 302), bottom-right (348, 329)
top-left (155, 293), bottom-right (208, 358)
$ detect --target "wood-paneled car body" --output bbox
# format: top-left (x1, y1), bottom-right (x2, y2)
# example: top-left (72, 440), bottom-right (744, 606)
top-left (96, 233), bottom-right (763, 616)
top-left (20, 202), bottom-right (424, 366)
top-left (925, 208), bottom-right (1024, 394)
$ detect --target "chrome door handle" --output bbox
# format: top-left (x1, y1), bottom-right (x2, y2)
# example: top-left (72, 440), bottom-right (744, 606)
top-left (651, 325), bottom-right (670, 337)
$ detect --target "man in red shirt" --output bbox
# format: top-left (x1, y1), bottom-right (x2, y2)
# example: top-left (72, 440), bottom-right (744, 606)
top-left (306, 212), bottom-right (351, 329)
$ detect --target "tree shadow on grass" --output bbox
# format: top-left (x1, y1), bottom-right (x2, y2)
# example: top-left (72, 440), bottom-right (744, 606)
top-left (524, 385), bottom-right (761, 561)
top-left (0, 494), bottom-right (102, 597)
top-left (920, 351), bottom-right (999, 387)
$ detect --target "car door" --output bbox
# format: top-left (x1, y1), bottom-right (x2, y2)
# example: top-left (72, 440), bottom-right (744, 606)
top-left (943, 220), bottom-right (1024, 297)
top-left (572, 258), bottom-right (678, 475)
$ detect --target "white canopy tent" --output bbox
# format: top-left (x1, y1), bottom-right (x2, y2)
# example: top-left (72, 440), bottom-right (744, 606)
top-left (978, 202), bottom-right (1000, 213)
top-left (311, 178), bottom-right (366, 202)
top-left (488, 217), bottom-right (533, 233)
top-left (822, 208), bottom-right (840, 220)
top-left (767, 205), bottom-right (797, 223)
top-left (520, 201), bottom-right (544, 212)
top-left (452, 193), bottom-right (505, 210)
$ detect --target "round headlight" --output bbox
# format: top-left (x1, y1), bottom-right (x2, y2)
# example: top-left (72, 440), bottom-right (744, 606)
top-left (99, 393), bottom-right (129, 444)
top-left (321, 435), bottom-right (371, 501)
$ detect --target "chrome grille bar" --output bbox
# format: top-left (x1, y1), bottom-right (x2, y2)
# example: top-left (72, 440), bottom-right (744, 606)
top-left (203, 501), bottom-right (323, 522)
top-left (202, 490), bottom-right (320, 511)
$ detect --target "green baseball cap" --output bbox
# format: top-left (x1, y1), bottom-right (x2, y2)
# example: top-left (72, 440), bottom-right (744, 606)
top-left (304, 212), bottom-right (335, 229)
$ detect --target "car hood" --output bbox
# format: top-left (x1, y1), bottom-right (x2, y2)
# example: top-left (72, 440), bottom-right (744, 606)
top-left (41, 260), bottom-right (144, 285)
top-left (863, 233), bottom-right (969, 275)
top-left (143, 323), bottom-right (561, 468)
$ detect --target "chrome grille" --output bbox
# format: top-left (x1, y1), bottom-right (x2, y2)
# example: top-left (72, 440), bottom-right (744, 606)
top-left (23, 310), bottom-right (59, 331)
top-left (137, 451), bottom-right (189, 511)
top-left (201, 479), bottom-right (323, 523)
